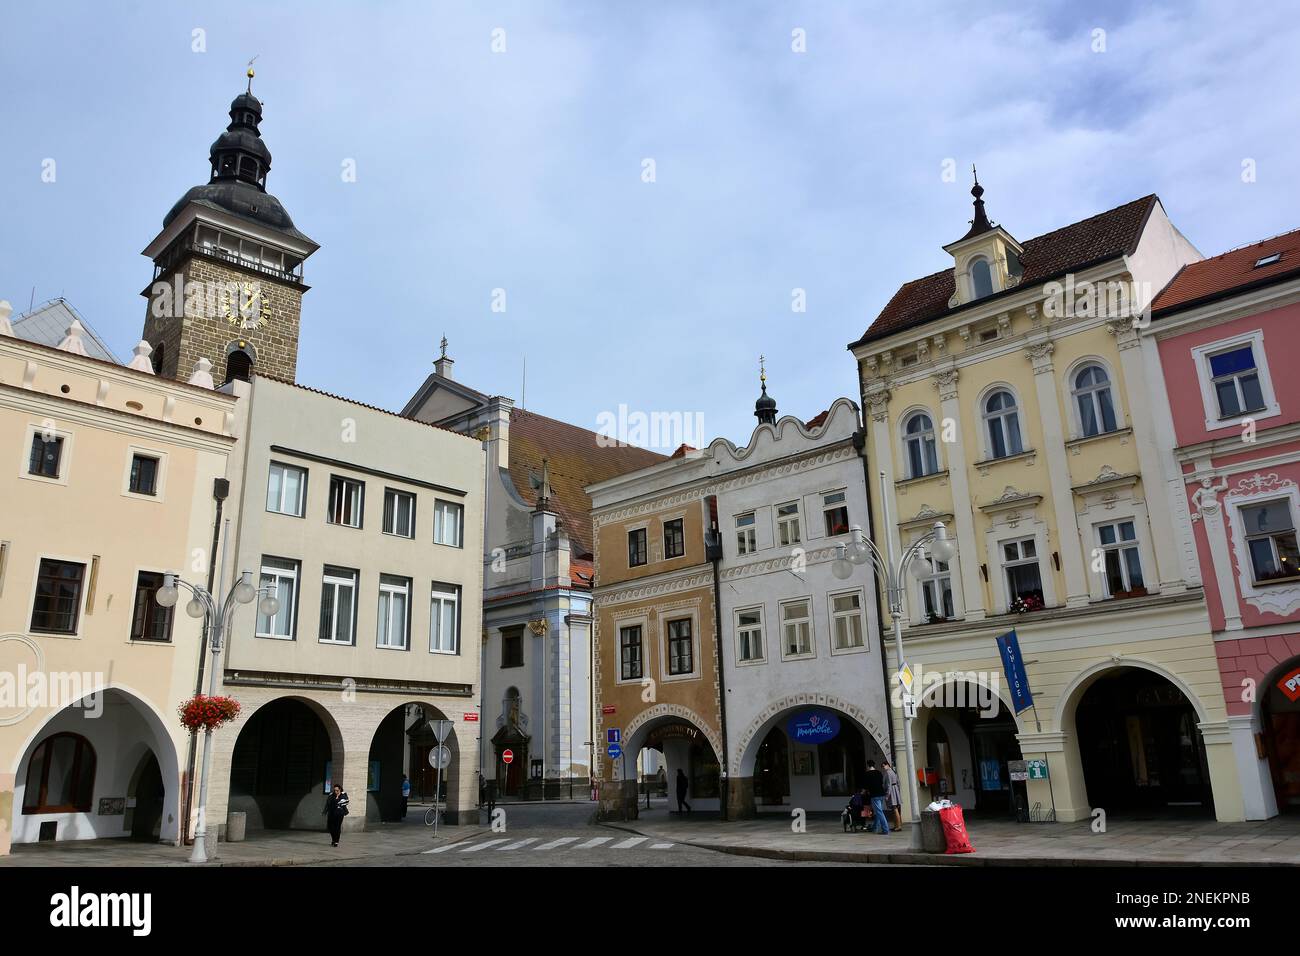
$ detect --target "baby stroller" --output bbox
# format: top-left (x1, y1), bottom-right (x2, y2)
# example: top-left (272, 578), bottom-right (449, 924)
top-left (841, 800), bottom-right (869, 832)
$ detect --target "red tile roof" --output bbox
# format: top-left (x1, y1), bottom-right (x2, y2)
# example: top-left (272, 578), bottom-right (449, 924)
top-left (506, 408), bottom-right (665, 559)
top-left (1151, 227), bottom-right (1300, 317)
top-left (803, 409), bottom-right (830, 430)
top-left (850, 195), bottom-right (1159, 347)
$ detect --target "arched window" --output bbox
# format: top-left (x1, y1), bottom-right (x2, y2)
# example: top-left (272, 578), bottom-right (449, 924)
top-left (153, 342), bottom-right (166, 376)
top-left (903, 412), bottom-right (939, 478)
top-left (1073, 364), bottom-right (1118, 437)
top-left (225, 349), bottom-right (253, 384)
top-left (970, 257), bottom-right (994, 299)
top-left (984, 389), bottom-right (1023, 459)
top-left (238, 156), bottom-right (259, 184)
top-left (23, 732), bottom-right (96, 814)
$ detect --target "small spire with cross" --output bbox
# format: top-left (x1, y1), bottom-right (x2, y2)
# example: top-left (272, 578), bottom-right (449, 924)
top-left (433, 334), bottom-right (455, 379)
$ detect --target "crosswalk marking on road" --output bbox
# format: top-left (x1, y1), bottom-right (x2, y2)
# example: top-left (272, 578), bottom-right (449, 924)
top-left (651, 842), bottom-right (674, 849)
top-left (461, 838), bottom-right (509, 853)
top-left (499, 838), bottom-right (539, 851)
top-left (574, 836), bottom-right (613, 849)
top-left (535, 837), bottom-right (579, 850)
top-left (423, 840), bottom-right (477, 854)
top-left (611, 836), bottom-right (647, 849)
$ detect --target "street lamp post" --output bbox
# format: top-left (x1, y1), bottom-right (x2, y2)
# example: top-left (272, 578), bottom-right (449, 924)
top-left (832, 469), bottom-right (957, 851)
top-left (157, 570), bottom-right (279, 864)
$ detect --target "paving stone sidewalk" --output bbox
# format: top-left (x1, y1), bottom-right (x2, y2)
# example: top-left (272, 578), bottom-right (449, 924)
top-left (603, 809), bottom-right (1300, 866)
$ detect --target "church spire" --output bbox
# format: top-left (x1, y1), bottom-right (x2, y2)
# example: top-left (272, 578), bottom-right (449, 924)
top-left (754, 355), bottom-right (778, 426)
top-left (208, 67), bottom-right (272, 190)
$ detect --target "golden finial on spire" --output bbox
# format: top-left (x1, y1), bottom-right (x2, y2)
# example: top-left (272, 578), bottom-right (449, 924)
top-left (759, 353), bottom-right (767, 388)
top-left (246, 55), bottom-right (259, 93)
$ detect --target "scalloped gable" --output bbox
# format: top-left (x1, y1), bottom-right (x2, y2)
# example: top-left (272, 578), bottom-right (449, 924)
top-left (706, 397), bottom-right (860, 470)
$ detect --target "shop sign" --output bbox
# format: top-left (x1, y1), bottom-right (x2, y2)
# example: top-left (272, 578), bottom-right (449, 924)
top-left (1008, 760), bottom-right (1028, 782)
top-left (1278, 667), bottom-right (1300, 702)
top-left (786, 710), bottom-right (841, 744)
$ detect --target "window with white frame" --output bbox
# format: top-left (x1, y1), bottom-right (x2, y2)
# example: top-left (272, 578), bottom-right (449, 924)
top-left (903, 412), bottom-right (939, 477)
top-left (777, 501), bottom-right (802, 546)
top-left (619, 624), bottom-right (643, 680)
top-left (735, 512), bottom-right (756, 555)
top-left (319, 566), bottom-right (358, 644)
top-left (823, 491), bottom-right (849, 537)
top-left (266, 462), bottom-right (307, 517)
top-left (1240, 500), bottom-right (1300, 584)
top-left (1096, 520), bottom-right (1145, 597)
top-left (28, 434), bottom-right (64, 478)
top-left (916, 550), bottom-right (954, 621)
top-left (377, 574), bottom-right (410, 649)
top-left (257, 557), bottom-right (299, 639)
top-left (434, 499), bottom-right (463, 547)
top-left (1073, 364), bottom-right (1118, 437)
top-left (1002, 538), bottom-right (1043, 610)
top-left (984, 390), bottom-right (1024, 459)
top-left (1207, 344), bottom-right (1267, 419)
top-left (736, 607), bottom-right (764, 662)
top-left (781, 598), bottom-right (813, 656)
top-left (970, 257), bottom-right (994, 299)
top-left (382, 488), bottom-right (415, 538)
top-left (429, 582), bottom-right (460, 653)
top-left (830, 591), bottom-right (865, 650)
top-left (666, 618), bottom-right (694, 675)
top-left (327, 475), bottom-right (364, 528)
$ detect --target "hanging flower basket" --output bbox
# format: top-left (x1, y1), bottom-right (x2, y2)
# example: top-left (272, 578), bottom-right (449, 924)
top-left (179, 695), bottom-right (241, 733)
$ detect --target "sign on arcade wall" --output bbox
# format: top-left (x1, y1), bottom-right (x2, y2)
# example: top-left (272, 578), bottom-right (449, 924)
top-left (786, 710), bottom-right (841, 744)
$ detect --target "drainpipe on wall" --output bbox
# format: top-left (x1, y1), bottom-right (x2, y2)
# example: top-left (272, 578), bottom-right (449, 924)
top-left (705, 495), bottom-right (730, 821)
top-left (853, 424), bottom-right (896, 763)
top-left (181, 477), bottom-right (229, 844)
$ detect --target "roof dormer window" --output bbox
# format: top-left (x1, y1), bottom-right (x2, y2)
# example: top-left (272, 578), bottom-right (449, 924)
top-left (970, 257), bottom-right (995, 299)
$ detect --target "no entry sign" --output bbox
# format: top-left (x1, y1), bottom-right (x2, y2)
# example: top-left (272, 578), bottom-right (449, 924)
top-left (502, 749), bottom-right (514, 765)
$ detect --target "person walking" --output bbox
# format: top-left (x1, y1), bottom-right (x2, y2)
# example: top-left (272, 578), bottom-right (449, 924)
top-left (323, 783), bottom-right (350, 847)
top-left (400, 775), bottom-right (411, 820)
top-left (882, 760), bottom-right (903, 832)
top-left (862, 760), bottom-right (891, 835)
top-left (675, 768), bottom-right (692, 814)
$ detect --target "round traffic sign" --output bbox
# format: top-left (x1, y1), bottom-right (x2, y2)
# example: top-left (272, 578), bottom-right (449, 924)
top-left (502, 748), bottom-right (514, 765)
top-left (427, 745), bottom-right (451, 770)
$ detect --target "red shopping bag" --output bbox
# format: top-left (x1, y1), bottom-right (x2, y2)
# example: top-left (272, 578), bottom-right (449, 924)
top-left (939, 805), bottom-right (975, 854)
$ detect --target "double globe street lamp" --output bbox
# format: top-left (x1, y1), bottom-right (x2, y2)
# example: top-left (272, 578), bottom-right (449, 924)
top-left (831, 470), bottom-right (957, 850)
top-left (157, 570), bottom-right (279, 863)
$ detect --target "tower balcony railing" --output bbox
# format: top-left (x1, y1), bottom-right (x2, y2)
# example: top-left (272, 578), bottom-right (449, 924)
top-left (187, 241), bottom-right (305, 285)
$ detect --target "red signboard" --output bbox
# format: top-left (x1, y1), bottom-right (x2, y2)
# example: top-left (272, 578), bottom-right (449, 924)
top-left (602, 705), bottom-right (616, 715)
top-left (502, 749), bottom-right (514, 765)
top-left (1279, 667), bottom-right (1300, 702)
top-left (463, 713), bottom-right (479, 722)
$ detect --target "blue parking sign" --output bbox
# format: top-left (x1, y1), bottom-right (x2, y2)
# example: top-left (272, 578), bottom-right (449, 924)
top-left (607, 728), bottom-right (621, 744)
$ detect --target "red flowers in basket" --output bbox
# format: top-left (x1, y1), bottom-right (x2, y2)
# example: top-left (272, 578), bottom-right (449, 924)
top-left (178, 695), bottom-right (241, 732)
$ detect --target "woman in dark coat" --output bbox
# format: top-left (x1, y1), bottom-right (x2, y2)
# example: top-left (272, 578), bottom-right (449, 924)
top-left (323, 784), bottom-right (350, 847)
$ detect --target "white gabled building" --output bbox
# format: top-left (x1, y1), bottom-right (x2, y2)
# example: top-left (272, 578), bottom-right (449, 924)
top-left (712, 385), bottom-right (890, 815)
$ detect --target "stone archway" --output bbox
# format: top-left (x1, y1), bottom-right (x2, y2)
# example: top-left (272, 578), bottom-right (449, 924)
top-left (1259, 656), bottom-right (1300, 813)
top-left (731, 694), bottom-right (890, 776)
top-left (368, 702), bottom-right (467, 824)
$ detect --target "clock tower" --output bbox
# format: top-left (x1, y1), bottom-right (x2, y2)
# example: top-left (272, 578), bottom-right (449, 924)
top-left (141, 70), bottom-right (318, 385)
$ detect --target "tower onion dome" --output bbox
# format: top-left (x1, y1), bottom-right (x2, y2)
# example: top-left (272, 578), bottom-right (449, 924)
top-left (161, 76), bottom-right (307, 240)
top-left (958, 166), bottom-right (995, 241)
top-left (754, 362), bottom-right (778, 426)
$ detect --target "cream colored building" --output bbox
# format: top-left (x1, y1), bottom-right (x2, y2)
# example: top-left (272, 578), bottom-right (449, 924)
top-left (850, 184), bottom-right (1248, 823)
top-left (0, 316), bottom-right (237, 854)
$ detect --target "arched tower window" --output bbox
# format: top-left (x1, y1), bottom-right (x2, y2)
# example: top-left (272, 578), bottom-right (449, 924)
top-left (225, 349), bottom-right (253, 383)
top-left (153, 342), bottom-right (166, 376)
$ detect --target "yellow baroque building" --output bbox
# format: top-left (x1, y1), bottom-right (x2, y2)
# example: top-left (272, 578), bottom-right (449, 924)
top-left (849, 183), bottom-right (1247, 823)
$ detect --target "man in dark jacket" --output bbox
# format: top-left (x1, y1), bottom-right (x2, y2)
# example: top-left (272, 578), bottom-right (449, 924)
top-left (863, 761), bottom-right (890, 835)
top-left (675, 768), bottom-right (691, 814)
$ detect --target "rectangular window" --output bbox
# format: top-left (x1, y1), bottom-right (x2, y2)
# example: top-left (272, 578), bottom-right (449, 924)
top-left (266, 462), bottom-right (307, 517)
top-left (327, 476), bottom-right (364, 528)
top-left (620, 624), bottom-right (644, 680)
top-left (28, 435), bottom-right (63, 478)
top-left (377, 575), bottom-right (411, 649)
top-left (430, 582), bottom-right (460, 653)
top-left (628, 528), bottom-right (648, 567)
top-left (663, 519), bottom-right (685, 559)
top-left (502, 627), bottom-right (524, 668)
top-left (777, 501), bottom-right (802, 546)
top-left (736, 607), bottom-right (764, 662)
top-left (917, 554), bottom-right (954, 622)
top-left (130, 571), bottom-right (173, 642)
top-left (666, 618), bottom-right (693, 675)
top-left (735, 512), bottom-right (756, 555)
top-left (319, 566), bottom-right (358, 644)
top-left (434, 500), bottom-right (464, 547)
top-left (29, 559), bottom-right (85, 634)
top-left (1241, 500), bottom-right (1300, 584)
top-left (382, 488), bottom-right (416, 538)
top-left (257, 557), bottom-right (300, 639)
top-left (831, 591), bottom-right (865, 649)
top-left (1209, 345), bottom-right (1266, 418)
top-left (128, 454), bottom-right (159, 495)
top-left (1003, 538), bottom-right (1043, 609)
top-left (823, 492), bottom-right (849, 537)
top-left (1097, 520), bottom-right (1145, 597)
top-left (781, 599), bottom-right (813, 657)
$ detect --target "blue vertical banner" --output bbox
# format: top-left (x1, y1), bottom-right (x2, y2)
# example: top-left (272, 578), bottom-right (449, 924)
top-left (995, 629), bottom-right (1034, 715)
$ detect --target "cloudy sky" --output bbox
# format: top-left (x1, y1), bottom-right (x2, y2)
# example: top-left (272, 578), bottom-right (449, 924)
top-left (3, 0), bottom-right (1297, 448)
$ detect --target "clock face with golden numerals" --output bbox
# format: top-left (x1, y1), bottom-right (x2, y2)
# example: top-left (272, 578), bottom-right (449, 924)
top-left (223, 281), bottom-right (269, 330)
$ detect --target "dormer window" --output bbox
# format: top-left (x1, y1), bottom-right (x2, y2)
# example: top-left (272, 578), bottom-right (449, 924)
top-left (970, 257), bottom-right (995, 299)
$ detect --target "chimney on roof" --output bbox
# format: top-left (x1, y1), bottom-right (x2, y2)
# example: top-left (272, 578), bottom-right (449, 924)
top-left (435, 335), bottom-right (454, 379)
top-left (0, 300), bottom-right (12, 336)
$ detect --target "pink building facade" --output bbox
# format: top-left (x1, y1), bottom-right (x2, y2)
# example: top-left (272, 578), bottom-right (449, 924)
top-left (1145, 229), bottom-right (1300, 819)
